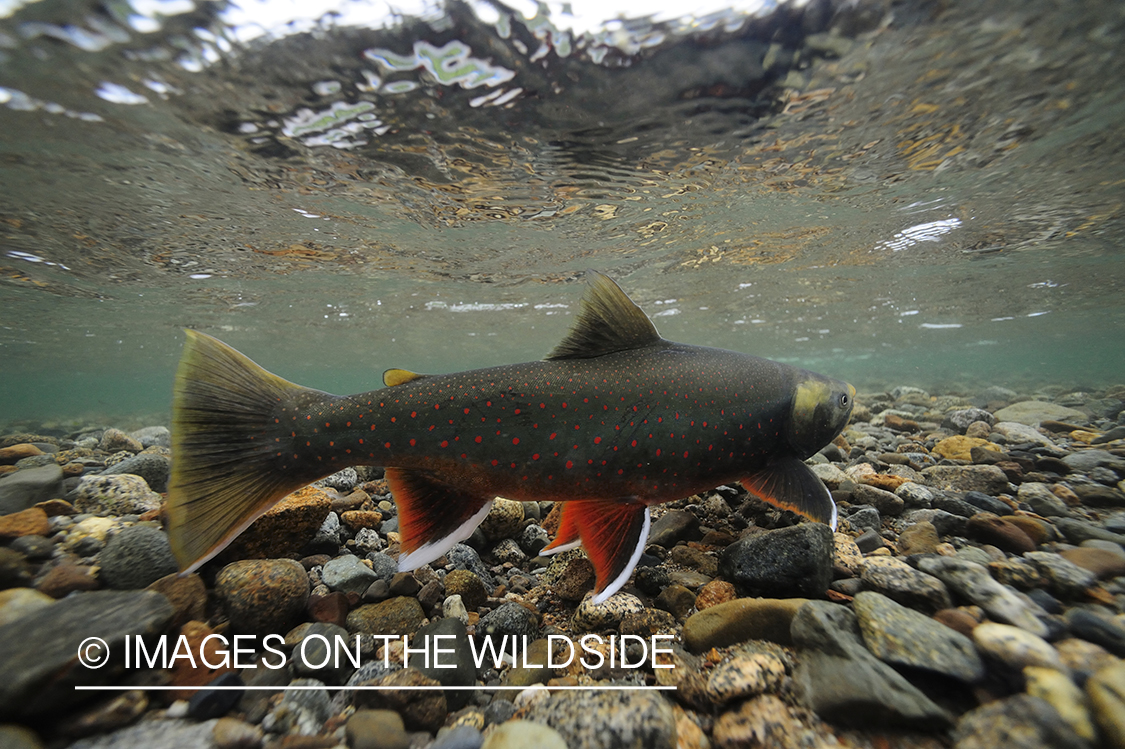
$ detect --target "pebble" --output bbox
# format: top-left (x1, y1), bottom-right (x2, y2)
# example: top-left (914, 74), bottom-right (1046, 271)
top-left (481, 719), bottom-right (566, 749)
top-left (993, 401), bottom-right (1087, 425)
top-left (0, 724), bottom-right (44, 749)
top-left (67, 718), bottom-right (219, 749)
top-left (952, 694), bottom-right (1089, 749)
top-left (519, 689), bottom-right (676, 749)
top-left (346, 596), bottom-right (426, 636)
top-left (1023, 666), bottom-right (1097, 742)
top-left (1086, 661), bottom-right (1125, 747)
top-left (683, 597), bottom-right (807, 651)
top-left (694, 579), bottom-right (737, 610)
top-left (853, 591), bottom-right (984, 681)
top-left (850, 484), bottom-right (904, 516)
top-left (0, 590), bottom-right (172, 721)
top-left (859, 556), bottom-right (952, 613)
top-left (572, 591), bottom-right (644, 631)
top-left (433, 724), bottom-right (484, 749)
top-left (719, 522), bottom-right (834, 598)
top-left (478, 498), bottom-right (523, 541)
top-left (0, 464), bottom-right (64, 514)
top-left (355, 669), bottom-right (447, 732)
top-left (211, 716), bottom-right (263, 749)
top-left (98, 452), bottom-right (171, 492)
top-left (478, 601), bottom-right (538, 640)
top-left (0, 507), bottom-right (51, 539)
top-left (964, 513), bottom-right (1036, 553)
top-left (98, 525), bottom-right (179, 589)
top-left (971, 621), bottom-right (1064, 671)
top-left (72, 474), bottom-right (162, 515)
top-left (407, 617), bottom-right (476, 705)
top-left (220, 486), bottom-right (331, 562)
top-left (647, 509), bottom-right (699, 547)
top-left (0, 587), bottom-right (54, 626)
top-left (1065, 607), bottom-right (1125, 657)
top-left (653, 583), bottom-right (696, 619)
top-left (1017, 482), bottom-right (1070, 517)
top-left (321, 554), bottom-right (379, 594)
top-left (921, 464), bottom-right (1009, 494)
top-left (790, 600), bottom-right (953, 729)
top-left (710, 694), bottom-right (821, 749)
top-left (1023, 551), bottom-right (1097, 598)
top-left (917, 556), bottom-right (1049, 637)
top-left (215, 559), bottom-right (310, 636)
top-left (705, 652), bottom-right (787, 704)
top-left (36, 563), bottom-right (99, 598)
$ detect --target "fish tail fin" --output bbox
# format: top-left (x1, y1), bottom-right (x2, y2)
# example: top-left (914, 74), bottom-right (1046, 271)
top-left (167, 330), bottom-right (324, 572)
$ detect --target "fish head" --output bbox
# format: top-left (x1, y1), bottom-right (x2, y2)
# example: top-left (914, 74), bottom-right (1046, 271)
top-left (786, 371), bottom-right (855, 458)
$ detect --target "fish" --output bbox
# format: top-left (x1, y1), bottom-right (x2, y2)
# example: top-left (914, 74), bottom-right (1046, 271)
top-left (167, 271), bottom-right (854, 602)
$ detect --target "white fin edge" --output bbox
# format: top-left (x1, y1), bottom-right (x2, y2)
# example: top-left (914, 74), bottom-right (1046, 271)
top-left (591, 506), bottom-right (650, 604)
top-left (539, 539), bottom-right (582, 556)
top-left (397, 499), bottom-right (494, 571)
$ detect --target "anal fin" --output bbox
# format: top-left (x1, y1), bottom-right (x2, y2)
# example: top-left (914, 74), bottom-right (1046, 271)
top-left (562, 499), bottom-right (650, 603)
top-left (386, 467), bottom-right (494, 570)
top-left (741, 456), bottom-right (838, 530)
top-left (540, 503), bottom-right (582, 555)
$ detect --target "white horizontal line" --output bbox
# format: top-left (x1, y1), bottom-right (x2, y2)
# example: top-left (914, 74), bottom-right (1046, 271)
top-left (75, 685), bottom-right (676, 691)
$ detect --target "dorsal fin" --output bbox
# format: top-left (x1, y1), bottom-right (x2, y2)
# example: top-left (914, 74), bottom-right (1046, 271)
top-left (383, 368), bottom-right (428, 387)
top-left (546, 270), bottom-right (662, 360)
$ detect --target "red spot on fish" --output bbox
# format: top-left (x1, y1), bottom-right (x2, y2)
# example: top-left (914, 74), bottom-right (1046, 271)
top-left (594, 437), bottom-right (602, 444)
top-left (384, 442), bottom-right (391, 448)
top-left (566, 460), bottom-right (574, 469)
top-left (475, 435), bottom-right (483, 443)
top-left (440, 440), bottom-right (448, 448)
top-left (512, 437), bottom-right (520, 445)
top-left (409, 439), bottom-right (416, 446)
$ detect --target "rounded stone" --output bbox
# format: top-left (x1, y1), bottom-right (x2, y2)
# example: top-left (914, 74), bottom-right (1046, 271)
top-left (72, 474), bottom-right (162, 516)
top-left (972, 622), bottom-right (1064, 672)
top-left (321, 554), bottom-right (379, 595)
top-left (1024, 666), bottom-right (1097, 742)
top-left (215, 559), bottom-right (310, 635)
top-left (0, 587), bottom-right (55, 627)
top-left (481, 719), bottom-right (566, 749)
top-left (478, 601), bottom-right (538, 640)
top-left (346, 596), bottom-right (425, 636)
top-left (99, 453), bottom-right (172, 493)
top-left (682, 597), bottom-right (807, 652)
top-left (953, 694), bottom-right (1089, 749)
top-left (98, 525), bottom-right (179, 589)
top-left (0, 508), bottom-right (51, 540)
top-left (212, 716), bottom-right (264, 749)
top-left (720, 523), bottom-right (834, 598)
top-left (478, 498), bottom-right (523, 541)
top-left (572, 592), bottom-right (644, 632)
top-left (1087, 661), bottom-right (1125, 748)
top-left (444, 569), bottom-right (488, 610)
top-left (705, 653), bottom-right (786, 705)
top-left (694, 580), bottom-right (737, 610)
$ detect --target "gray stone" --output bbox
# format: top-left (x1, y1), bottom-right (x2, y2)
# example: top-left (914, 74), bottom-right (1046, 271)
top-left (922, 465), bottom-right (1008, 495)
top-left (308, 511), bottom-right (341, 552)
top-left (993, 401), bottom-right (1088, 426)
top-left (365, 552), bottom-right (398, 582)
top-left (991, 421), bottom-right (1057, 447)
top-left (1054, 518), bottom-right (1125, 546)
top-left (407, 616), bottom-right (476, 709)
top-left (447, 544), bottom-right (495, 588)
top-left (1022, 551), bottom-right (1097, 598)
top-left (291, 622), bottom-right (353, 682)
top-left (477, 602), bottom-right (537, 643)
top-left (68, 718), bottom-right (218, 749)
top-left (0, 464), bottom-right (64, 514)
top-left (98, 525), bottom-right (179, 589)
top-left (790, 601), bottom-right (953, 729)
top-left (648, 509), bottom-right (699, 548)
top-left (853, 591), bottom-right (984, 682)
top-left (859, 558), bottom-right (952, 613)
top-left (952, 694), bottom-right (1090, 749)
top-left (72, 474), bottom-right (162, 516)
top-left (1064, 608), bottom-right (1125, 657)
top-left (0, 590), bottom-right (174, 720)
top-left (1063, 449), bottom-right (1125, 473)
top-left (851, 484), bottom-right (904, 516)
top-left (1018, 483), bottom-right (1069, 517)
top-left (314, 468), bottom-right (357, 492)
top-left (917, 556), bottom-right (1049, 637)
top-left (847, 506), bottom-right (881, 532)
top-left (99, 453), bottom-right (171, 493)
top-left (720, 523), bottom-right (834, 598)
top-left (520, 690), bottom-right (676, 749)
top-left (129, 426), bottom-right (170, 448)
top-left (944, 408), bottom-right (996, 432)
top-left (322, 554), bottom-right (379, 595)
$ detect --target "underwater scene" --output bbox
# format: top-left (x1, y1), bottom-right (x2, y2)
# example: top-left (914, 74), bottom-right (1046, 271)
top-left (1, 0), bottom-right (1124, 746)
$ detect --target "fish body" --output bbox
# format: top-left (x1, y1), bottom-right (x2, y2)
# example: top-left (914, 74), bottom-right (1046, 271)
top-left (169, 272), bottom-right (854, 601)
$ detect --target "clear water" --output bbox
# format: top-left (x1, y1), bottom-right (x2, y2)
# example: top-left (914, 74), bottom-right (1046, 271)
top-left (1, 0), bottom-right (1122, 425)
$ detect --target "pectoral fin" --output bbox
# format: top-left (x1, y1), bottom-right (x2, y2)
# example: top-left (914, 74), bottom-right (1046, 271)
top-left (741, 456), bottom-right (838, 530)
top-left (560, 499), bottom-right (650, 603)
top-left (386, 467), bottom-right (494, 570)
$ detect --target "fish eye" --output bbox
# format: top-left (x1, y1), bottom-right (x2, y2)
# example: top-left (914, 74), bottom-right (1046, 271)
top-left (839, 393), bottom-right (849, 407)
